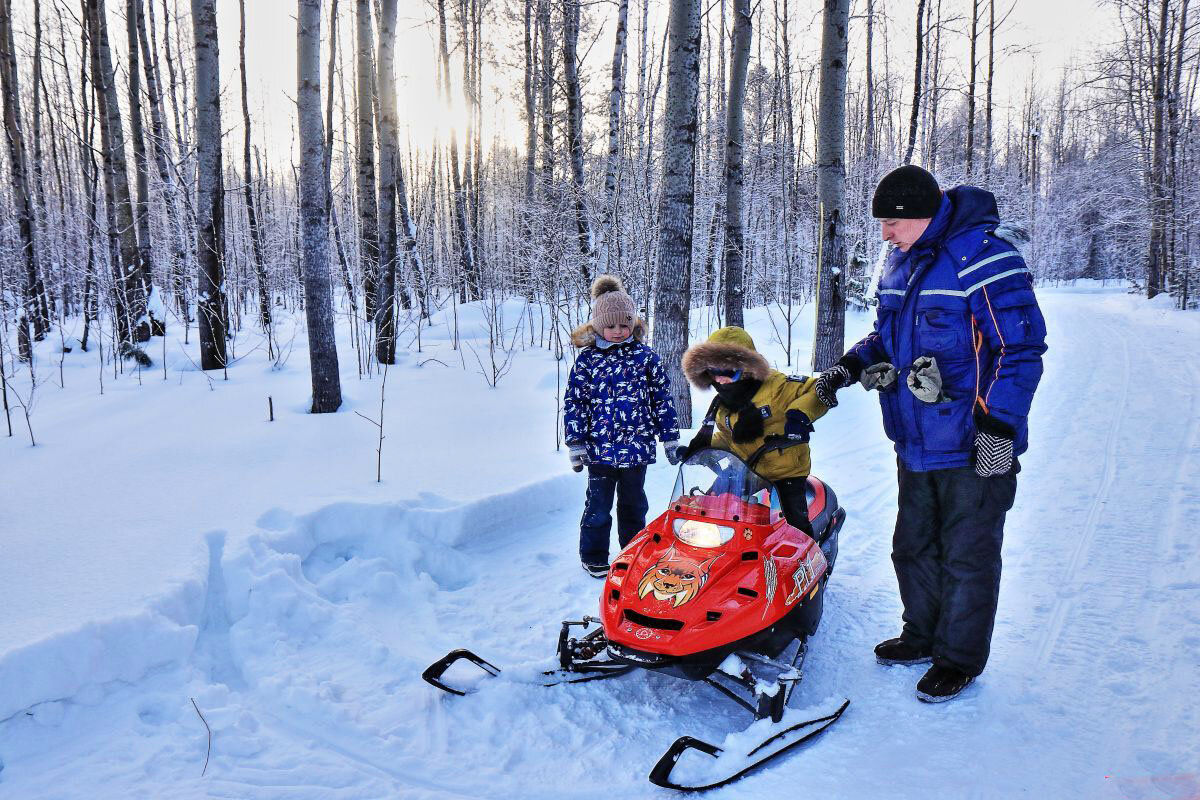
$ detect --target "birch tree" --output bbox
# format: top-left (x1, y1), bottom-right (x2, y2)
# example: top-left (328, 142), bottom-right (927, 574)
top-left (375, 0), bottom-right (400, 364)
top-left (298, 0), bottom-right (342, 411)
top-left (654, 0), bottom-right (702, 427)
top-left (722, 0), bottom-right (751, 328)
top-left (599, 0), bottom-right (629, 274)
top-left (564, 0), bottom-right (594, 283)
top-left (88, 0), bottom-right (149, 346)
top-left (811, 0), bottom-right (849, 372)
top-left (355, 0), bottom-right (379, 327)
top-left (904, 0), bottom-right (926, 164)
top-left (239, 0), bottom-right (271, 336)
top-left (0, 0), bottom-right (50, 339)
top-left (191, 0), bottom-right (227, 369)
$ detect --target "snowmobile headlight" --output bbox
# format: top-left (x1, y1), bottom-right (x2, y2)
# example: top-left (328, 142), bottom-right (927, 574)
top-left (673, 519), bottom-right (734, 548)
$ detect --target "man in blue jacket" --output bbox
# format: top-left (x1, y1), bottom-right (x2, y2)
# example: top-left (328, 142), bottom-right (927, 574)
top-left (814, 165), bottom-right (1047, 702)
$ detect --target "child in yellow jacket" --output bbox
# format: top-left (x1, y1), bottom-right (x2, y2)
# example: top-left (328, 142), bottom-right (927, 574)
top-left (680, 326), bottom-right (831, 535)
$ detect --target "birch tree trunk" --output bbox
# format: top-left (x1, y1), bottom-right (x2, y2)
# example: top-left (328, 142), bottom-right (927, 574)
top-left (599, 0), bottom-right (629, 274)
top-left (722, 0), bottom-right (751, 328)
top-left (239, 0), bottom-right (272, 335)
top-left (298, 0), bottom-right (342, 411)
top-left (126, 0), bottom-right (158, 334)
top-left (563, 0), bottom-right (594, 285)
top-left (654, 0), bottom-right (702, 428)
top-left (436, 0), bottom-right (479, 301)
top-left (355, 0), bottom-right (379, 327)
top-left (191, 0), bottom-right (227, 369)
top-left (965, 0), bottom-right (979, 179)
top-left (1147, 0), bottom-right (1169, 298)
top-left (89, 0), bottom-right (150, 345)
top-left (135, 0), bottom-right (189, 326)
top-left (903, 0), bottom-right (926, 165)
top-left (811, 0), bottom-right (849, 373)
top-left (375, 0), bottom-right (400, 363)
top-left (0, 0), bottom-right (50, 339)
top-left (864, 0), bottom-right (875, 163)
top-left (984, 0), bottom-right (994, 181)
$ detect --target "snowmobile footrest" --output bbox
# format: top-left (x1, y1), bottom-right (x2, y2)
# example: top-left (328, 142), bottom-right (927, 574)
top-left (647, 698), bottom-right (850, 791)
top-left (422, 649), bottom-right (501, 696)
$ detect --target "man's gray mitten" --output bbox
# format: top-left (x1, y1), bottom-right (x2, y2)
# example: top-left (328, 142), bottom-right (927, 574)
top-left (906, 356), bottom-right (945, 403)
top-left (974, 431), bottom-right (1014, 477)
top-left (814, 365), bottom-right (853, 408)
top-left (568, 444), bottom-right (589, 471)
top-left (860, 362), bottom-right (898, 392)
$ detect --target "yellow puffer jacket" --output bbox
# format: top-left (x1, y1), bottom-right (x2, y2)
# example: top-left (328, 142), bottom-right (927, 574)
top-left (707, 371), bottom-right (828, 481)
top-left (681, 327), bottom-right (829, 482)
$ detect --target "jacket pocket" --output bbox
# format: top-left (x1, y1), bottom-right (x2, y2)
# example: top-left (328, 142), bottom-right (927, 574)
top-left (991, 288), bottom-right (1047, 346)
top-left (917, 307), bottom-right (968, 356)
top-left (917, 395), bottom-right (974, 452)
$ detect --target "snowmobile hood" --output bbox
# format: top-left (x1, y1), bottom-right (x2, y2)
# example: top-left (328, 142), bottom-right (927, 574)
top-left (601, 496), bottom-right (828, 658)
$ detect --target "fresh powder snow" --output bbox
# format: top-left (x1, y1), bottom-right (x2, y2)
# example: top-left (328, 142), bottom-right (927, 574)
top-left (1, 285), bottom-right (1197, 799)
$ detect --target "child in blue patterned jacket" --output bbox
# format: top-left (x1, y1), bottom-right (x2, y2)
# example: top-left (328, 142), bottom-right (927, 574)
top-left (564, 276), bottom-right (681, 578)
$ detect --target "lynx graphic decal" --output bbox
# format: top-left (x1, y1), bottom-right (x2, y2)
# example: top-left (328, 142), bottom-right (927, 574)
top-left (637, 547), bottom-right (722, 607)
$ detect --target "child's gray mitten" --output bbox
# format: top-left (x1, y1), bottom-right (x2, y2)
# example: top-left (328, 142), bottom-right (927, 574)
top-left (569, 444), bottom-right (590, 472)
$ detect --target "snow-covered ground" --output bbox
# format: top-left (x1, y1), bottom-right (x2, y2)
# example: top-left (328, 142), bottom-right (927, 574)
top-left (1, 285), bottom-right (1197, 799)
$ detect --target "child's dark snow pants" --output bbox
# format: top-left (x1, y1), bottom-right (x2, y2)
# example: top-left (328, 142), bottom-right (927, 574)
top-left (892, 461), bottom-right (1018, 677)
top-left (579, 464), bottom-right (649, 567)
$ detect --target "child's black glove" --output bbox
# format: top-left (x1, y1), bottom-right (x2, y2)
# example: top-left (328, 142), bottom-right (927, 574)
top-left (784, 410), bottom-right (813, 442)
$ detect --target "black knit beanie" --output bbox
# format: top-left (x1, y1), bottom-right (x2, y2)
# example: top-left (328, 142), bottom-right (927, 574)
top-left (872, 165), bottom-right (942, 219)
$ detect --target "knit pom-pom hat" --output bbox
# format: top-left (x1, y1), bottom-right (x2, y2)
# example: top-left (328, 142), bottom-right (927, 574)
top-left (589, 275), bottom-right (637, 332)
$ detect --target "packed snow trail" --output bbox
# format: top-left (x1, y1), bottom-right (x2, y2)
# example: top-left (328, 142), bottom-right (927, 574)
top-left (0, 287), bottom-right (1197, 799)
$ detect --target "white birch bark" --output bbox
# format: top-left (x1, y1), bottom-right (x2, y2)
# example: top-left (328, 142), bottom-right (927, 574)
top-left (811, 0), bottom-right (849, 373)
top-left (191, 0), bottom-right (227, 368)
top-left (653, 0), bottom-right (702, 427)
top-left (298, 0), bottom-right (342, 411)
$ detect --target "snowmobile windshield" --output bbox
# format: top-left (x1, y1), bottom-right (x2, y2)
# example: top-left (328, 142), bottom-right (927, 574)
top-left (670, 448), bottom-right (775, 533)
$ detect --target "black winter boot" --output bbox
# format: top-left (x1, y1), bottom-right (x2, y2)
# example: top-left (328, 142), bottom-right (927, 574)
top-left (874, 636), bottom-right (933, 666)
top-left (916, 664), bottom-right (974, 703)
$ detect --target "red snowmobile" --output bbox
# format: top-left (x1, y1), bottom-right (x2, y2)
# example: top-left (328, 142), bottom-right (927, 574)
top-left (422, 443), bottom-right (849, 790)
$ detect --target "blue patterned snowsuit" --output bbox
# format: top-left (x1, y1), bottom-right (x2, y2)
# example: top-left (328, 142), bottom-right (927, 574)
top-left (564, 336), bottom-right (679, 566)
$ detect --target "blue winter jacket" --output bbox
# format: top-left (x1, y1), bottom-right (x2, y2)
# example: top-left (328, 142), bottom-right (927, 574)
top-left (846, 186), bottom-right (1048, 472)
top-left (564, 331), bottom-right (680, 467)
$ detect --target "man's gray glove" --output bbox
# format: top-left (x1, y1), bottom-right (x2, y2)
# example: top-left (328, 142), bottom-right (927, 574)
top-left (860, 362), bottom-right (898, 392)
top-left (814, 364), bottom-right (853, 408)
top-left (568, 444), bottom-right (590, 472)
top-left (906, 356), bottom-right (946, 403)
top-left (974, 411), bottom-right (1016, 477)
top-left (663, 439), bottom-right (682, 466)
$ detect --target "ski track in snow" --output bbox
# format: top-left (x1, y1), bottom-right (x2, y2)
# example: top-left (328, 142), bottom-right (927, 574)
top-left (1, 288), bottom-right (1198, 799)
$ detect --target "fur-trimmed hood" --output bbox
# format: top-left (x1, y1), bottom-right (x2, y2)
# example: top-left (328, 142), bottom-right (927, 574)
top-left (571, 318), bottom-right (648, 349)
top-left (682, 340), bottom-right (771, 388)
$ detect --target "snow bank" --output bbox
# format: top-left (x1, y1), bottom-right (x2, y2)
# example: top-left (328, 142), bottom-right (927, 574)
top-left (0, 473), bottom-right (580, 724)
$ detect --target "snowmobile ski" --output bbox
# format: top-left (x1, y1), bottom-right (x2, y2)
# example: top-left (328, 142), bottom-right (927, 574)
top-left (422, 618), bottom-right (632, 696)
top-left (647, 698), bottom-right (850, 791)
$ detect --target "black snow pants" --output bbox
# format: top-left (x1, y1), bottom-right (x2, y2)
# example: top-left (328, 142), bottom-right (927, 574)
top-left (775, 477), bottom-right (814, 537)
top-left (892, 461), bottom-right (1018, 677)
